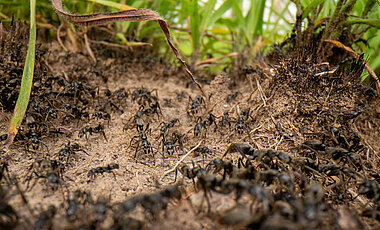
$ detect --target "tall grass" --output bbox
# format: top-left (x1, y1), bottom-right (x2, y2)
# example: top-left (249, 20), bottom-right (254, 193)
top-left (0, 0), bottom-right (379, 73)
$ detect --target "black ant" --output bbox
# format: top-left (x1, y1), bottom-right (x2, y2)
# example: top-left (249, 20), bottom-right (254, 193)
top-left (206, 158), bottom-right (234, 179)
top-left (78, 124), bottom-right (107, 141)
top-left (57, 142), bottom-right (87, 165)
top-left (92, 111), bottom-right (111, 122)
top-left (158, 118), bottom-right (179, 139)
top-left (226, 91), bottom-right (240, 103)
top-left (64, 103), bottom-right (89, 120)
top-left (87, 163), bottom-right (119, 181)
top-left (176, 91), bottom-right (186, 102)
top-left (193, 145), bottom-right (212, 162)
top-left (235, 108), bottom-right (251, 136)
top-left (24, 158), bottom-right (64, 191)
top-left (131, 87), bottom-right (158, 106)
top-left (104, 89), bottom-right (125, 113)
top-left (176, 163), bottom-right (206, 186)
top-left (34, 205), bottom-right (57, 230)
top-left (139, 101), bottom-right (162, 120)
top-left (219, 110), bottom-right (232, 131)
top-left (161, 132), bottom-right (182, 160)
top-left (172, 130), bottom-right (186, 149)
top-left (193, 118), bottom-right (207, 138)
top-left (129, 124), bottom-right (156, 164)
top-left (187, 95), bottom-right (206, 118)
top-left (124, 110), bottom-right (145, 133)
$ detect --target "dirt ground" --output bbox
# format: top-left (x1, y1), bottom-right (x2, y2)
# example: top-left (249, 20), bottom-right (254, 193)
top-left (1, 22), bottom-right (380, 230)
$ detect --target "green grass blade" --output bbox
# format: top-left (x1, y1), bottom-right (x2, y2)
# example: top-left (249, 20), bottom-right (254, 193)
top-left (190, 0), bottom-right (200, 53)
top-left (6, 0), bottom-right (36, 146)
top-left (246, 0), bottom-right (266, 37)
top-left (87, 0), bottom-right (135, 10)
top-left (208, 0), bottom-right (232, 27)
top-left (344, 18), bottom-right (380, 28)
top-left (199, 0), bottom-right (217, 33)
top-left (230, 0), bottom-right (247, 43)
top-left (302, 0), bottom-right (326, 20)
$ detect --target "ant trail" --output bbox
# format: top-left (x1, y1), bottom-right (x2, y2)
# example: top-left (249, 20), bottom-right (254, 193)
top-left (158, 139), bottom-right (203, 183)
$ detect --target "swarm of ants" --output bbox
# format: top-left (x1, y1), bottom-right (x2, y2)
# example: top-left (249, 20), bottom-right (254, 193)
top-left (1, 20), bottom-right (379, 230)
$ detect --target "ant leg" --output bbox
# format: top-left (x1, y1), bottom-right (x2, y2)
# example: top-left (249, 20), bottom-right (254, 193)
top-left (128, 136), bottom-right (139, 149)
top-left (134, 142), bottom-right (141, 159)
top-left (244, 126), bottom-right (253, 142)
top-left (101, 130), bottom-right (108, 142)
top-left (151, 147), bottom-right (156, 166)
top-left (205, 190), bottom-right (211, 214)
top-left (174, 168), bottom-right (178, 183)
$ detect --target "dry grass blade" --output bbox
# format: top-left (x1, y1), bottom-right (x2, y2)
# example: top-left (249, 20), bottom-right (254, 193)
top-left (325, 40), bottom-right (380, 95)
top-left (158, 139), bottom-right (203, 183)
top-left (51, 0), bottom-right (207, 101)
top-left (196, 52), bottom-right (238, 67)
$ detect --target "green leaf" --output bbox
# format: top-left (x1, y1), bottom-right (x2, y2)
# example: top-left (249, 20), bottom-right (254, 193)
top-left (208, 0), bottom-right (232, 27)
top-left (87, 0), bottom-right (135, 10)
top-left (246, 0), bottom-right (266, 37)
top-left (302, 0), bottom-right (326, 20)
top-left (6, 0), bottom-right (36, 146)
top-left (199, 0), bottom-right (217, 33)
top-left (344, 18), bottom-right (380, 28)
top-left (190, 0), bottom-right (200, 51)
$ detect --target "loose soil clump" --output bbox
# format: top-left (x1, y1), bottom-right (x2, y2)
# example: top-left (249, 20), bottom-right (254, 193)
top-left (1, 21), bottom-right (379, 229)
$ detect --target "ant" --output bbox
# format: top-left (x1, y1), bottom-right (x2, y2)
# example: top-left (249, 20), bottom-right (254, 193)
top-left (176, 163), bottom-right (206, 185)
top-left (234, 108), bottom-right (251, 136)
top-left (187, 95), bottom-right (206, 118)
top-left (92, 111), bottom-right (111, 122)
top-left (138, 185), bottom-right (182, 219)
top-left (226, 91), bottom-right (240, 103)
top-left (105, 89), bottom-right (124, 113)
top-left (193, 145), bottom-right (212, 162)
top-left (78, 124), bottom-right (107, 141)
top-left (87, 163), bottom-right (119, 181)
top-left (206, 158), bottom-right (234, 179)
top-left (129, 124), bottom-right (156, 164)
top-left (204, 113), bottom-right (217, 131)
top-left (192, 112), bottom-right (217, 138)
top-left (222, 142), bottom-right (255, 159)
top-left (193, 118), bottom-right (208, 138)
top-left (34, 205), bottom-right (57, 230)
top-left (139, 101), bottom-right (162, 120)
top-left (24, 158), bottom-right (64, 191)
top-left (161, 132), bottom-right (182, 160)
top-left (114, 186), bottom-right (181, 222)
top-left (57, 142), bottom-right (87, 165)
top-left (127, 185), bottom-right (182, 220)
top-left (195, 174), bottom-right (223, 213)
top-left (124, 110), bottom-right (145, 133)
top-left (219, 110), bottom-right (232, 131)
top-left (131, 87), bottom-right (158, 106)
top-left (172, 130), bottom-right (186, 149)
top-left (64, 103), bottom-right (89, 120)
top-left (158, 118), bottom-right (179, 139)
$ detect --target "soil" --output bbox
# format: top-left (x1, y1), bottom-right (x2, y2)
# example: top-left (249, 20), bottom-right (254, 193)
top-left (1, 22), bottom-right (380, 230)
